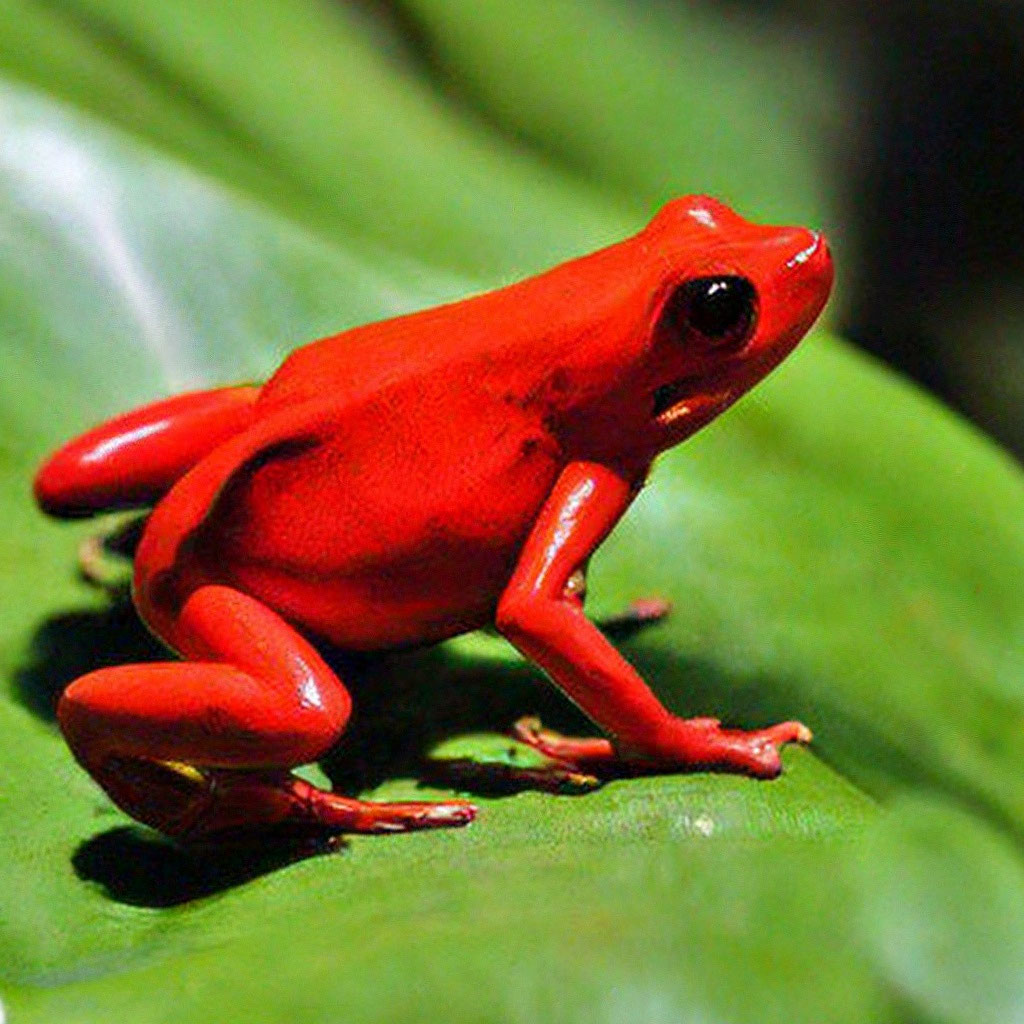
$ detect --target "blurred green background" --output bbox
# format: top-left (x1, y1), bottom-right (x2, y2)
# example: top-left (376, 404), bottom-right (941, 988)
top-left (0, 2), bottom-right (1022, 1023)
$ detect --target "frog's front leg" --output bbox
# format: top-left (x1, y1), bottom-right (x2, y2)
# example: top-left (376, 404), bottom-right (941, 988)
top-left (496, 461), bottom-right (811, 779)
top-left (58, 585), bottom-right (475, 841)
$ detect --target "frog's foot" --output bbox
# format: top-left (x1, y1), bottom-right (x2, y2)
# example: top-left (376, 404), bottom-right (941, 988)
top-left (511, 715), bottom-right (812, 780)
top-left (180, 771), bottom-right (477, 841)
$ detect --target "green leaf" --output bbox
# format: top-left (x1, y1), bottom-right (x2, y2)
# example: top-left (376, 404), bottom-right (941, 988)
top-left (0, 0), bottom-right (632, 277)
top-left (393, 0), bottom-right (838, 226)
top-left (855, 798), bottom-right (1024, 1024)
top-left (0, 3), bottom-right (1020, 1022)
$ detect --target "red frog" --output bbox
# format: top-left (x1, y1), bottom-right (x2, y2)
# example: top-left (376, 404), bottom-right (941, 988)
top-left (35, 196), bottom-right (833, 842)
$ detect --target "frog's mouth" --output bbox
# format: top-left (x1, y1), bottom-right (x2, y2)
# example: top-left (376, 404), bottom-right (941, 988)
top-left (651, 375), bottom-right (734, 427)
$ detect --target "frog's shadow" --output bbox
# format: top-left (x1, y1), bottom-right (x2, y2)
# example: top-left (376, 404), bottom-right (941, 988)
top-left (14, 593), bottom-right (607, 907)
top-left (18, 593), bottom-right (809, 908)
top-left (13, 592), bottom-right (593, 776)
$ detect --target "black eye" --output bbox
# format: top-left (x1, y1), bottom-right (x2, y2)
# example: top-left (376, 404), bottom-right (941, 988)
top-left (661, 275), bottom-right (757, 350)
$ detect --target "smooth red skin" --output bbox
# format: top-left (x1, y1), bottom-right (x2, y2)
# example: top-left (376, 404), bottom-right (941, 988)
top-left (34, 386), bottom-right (259, 517)
top-left (37, 197), bottom-right (833, 839)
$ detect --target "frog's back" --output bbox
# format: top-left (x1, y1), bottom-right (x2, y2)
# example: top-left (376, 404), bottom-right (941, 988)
top-left (257, 223), bottom-right (647, 418)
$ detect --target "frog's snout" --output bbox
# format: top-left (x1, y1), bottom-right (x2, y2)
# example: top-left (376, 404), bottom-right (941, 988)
top-left (770, 227), bottom-right (834, 333)
top-left (786, 229), bottom-right (833, 293)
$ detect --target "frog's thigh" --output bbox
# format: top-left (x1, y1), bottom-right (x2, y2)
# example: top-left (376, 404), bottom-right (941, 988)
top-left (57, 585), bottom-right (352, 838)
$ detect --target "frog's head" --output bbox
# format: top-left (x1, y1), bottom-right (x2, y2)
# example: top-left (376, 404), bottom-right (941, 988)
top-left (626, 195), bottom-right (833, 454)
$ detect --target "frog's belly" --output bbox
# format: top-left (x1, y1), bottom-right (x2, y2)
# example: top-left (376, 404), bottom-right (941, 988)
top-left (192, 423), bottom-right (562, 650)
top-left (212, 550), bottom-right (509, 650)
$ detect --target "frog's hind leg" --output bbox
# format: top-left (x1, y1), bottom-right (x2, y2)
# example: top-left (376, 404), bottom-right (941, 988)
top-left (57, 585), bottom-right (476, 841)
top-left (35, 386), bottom-right (260, 518)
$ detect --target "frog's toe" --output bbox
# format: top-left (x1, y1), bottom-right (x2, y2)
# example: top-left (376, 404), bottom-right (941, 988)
top-left (397, 800), bottom-right (478, 830)
top-left (596, 596), bottom-right (672, 639)
top-left (511, 716), bottom-right (617, 769)
top-left (767, 720), bottom-right (813, 745)
top-left (312, 794), bottom-right (478, 833)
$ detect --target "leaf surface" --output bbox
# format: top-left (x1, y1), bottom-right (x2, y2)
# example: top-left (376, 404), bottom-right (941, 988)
top-left (0, 6), bottom-right (1020, 1022)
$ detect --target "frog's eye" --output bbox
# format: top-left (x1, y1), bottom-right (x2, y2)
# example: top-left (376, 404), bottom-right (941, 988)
top-left (661, 275), bottom-right (757, 351)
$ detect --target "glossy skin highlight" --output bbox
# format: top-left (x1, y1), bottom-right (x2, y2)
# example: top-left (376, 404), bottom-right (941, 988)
top-left (35, 197), bottom-right (833, 841)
